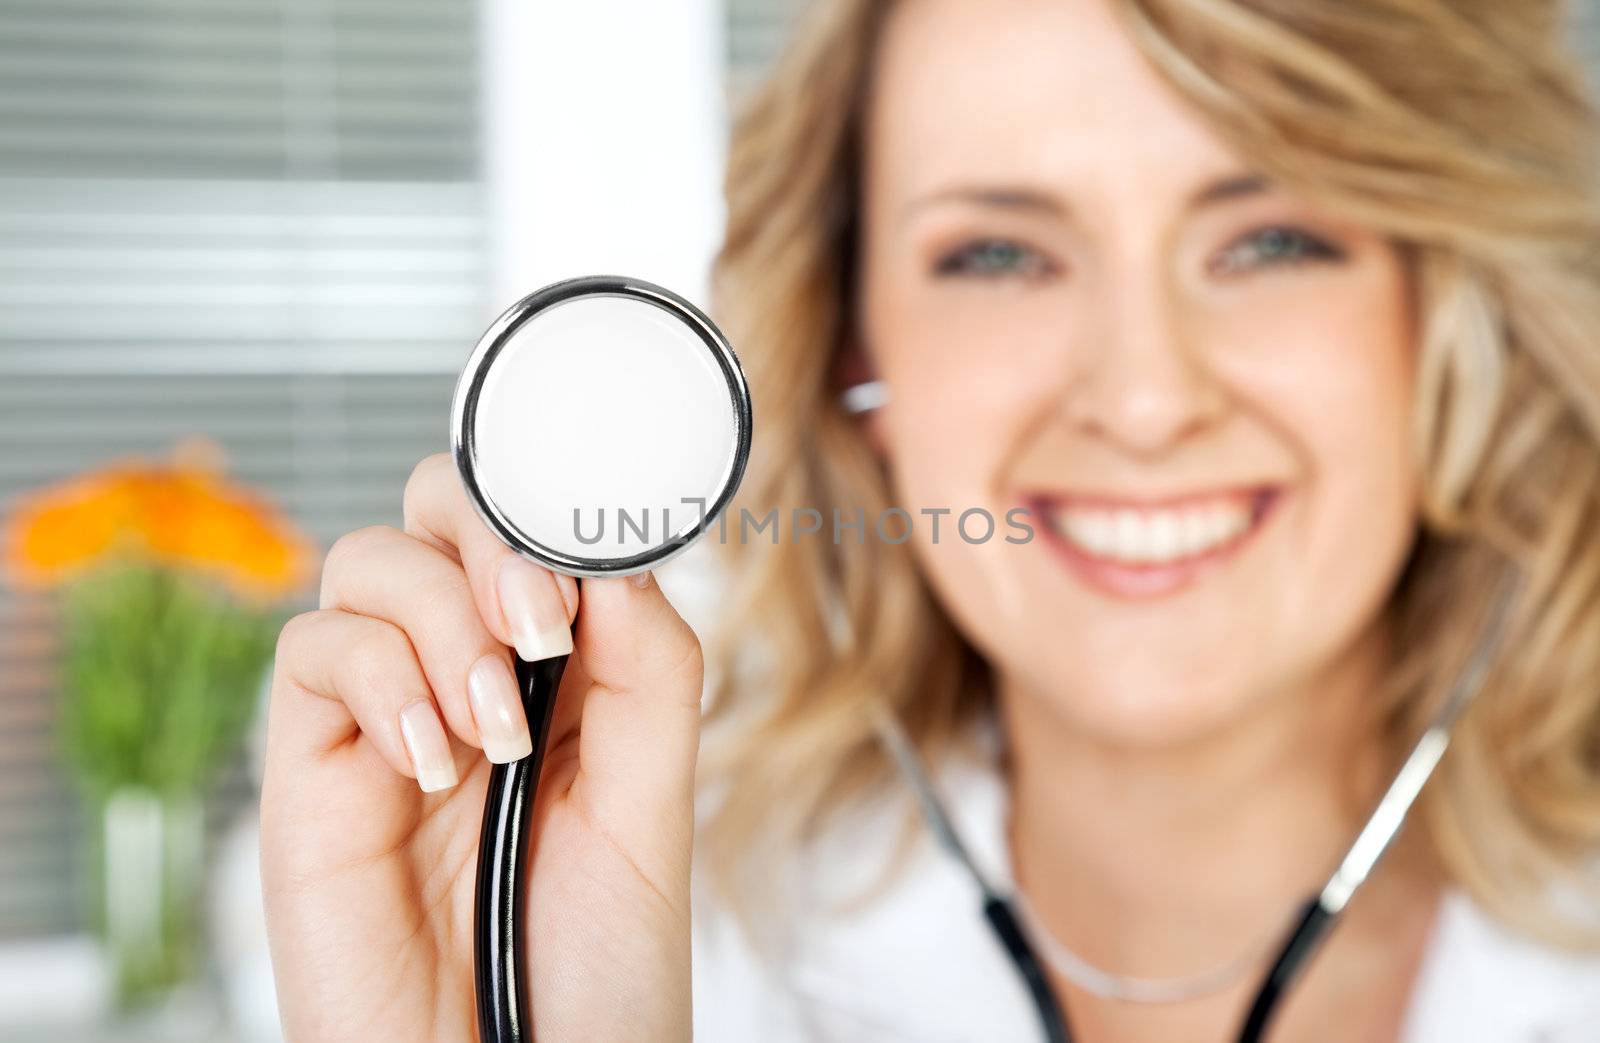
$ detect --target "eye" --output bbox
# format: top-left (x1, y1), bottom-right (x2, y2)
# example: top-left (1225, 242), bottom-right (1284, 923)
top-left (1209, 226), bottom-right (1345, 276)
top-left (933, 238), bottom-right (1055, 281)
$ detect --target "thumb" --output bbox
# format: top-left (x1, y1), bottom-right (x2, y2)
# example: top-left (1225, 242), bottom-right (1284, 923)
top-left (569, 570), bottom-right (704, 877)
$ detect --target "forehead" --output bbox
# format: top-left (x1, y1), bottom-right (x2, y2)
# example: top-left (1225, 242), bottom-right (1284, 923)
top-left (864, 0), bottom-right (1245, 201)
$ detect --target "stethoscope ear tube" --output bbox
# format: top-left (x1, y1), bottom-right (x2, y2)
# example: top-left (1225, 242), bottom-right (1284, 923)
top-left (1233, 897), bottom-right (1331, 1043)
top-left (475, 652), bottom-right (569, 1043)
top-left (983, 895), bottom-right (1075, 1043)
top-left (879, 572), bottom-right (1522, 1043)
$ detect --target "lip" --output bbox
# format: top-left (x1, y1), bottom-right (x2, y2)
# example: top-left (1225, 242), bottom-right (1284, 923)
top-left (1032, 484), bottom-right (1269, 511)
top-left (1027, 485), bottom-right (1283, 601)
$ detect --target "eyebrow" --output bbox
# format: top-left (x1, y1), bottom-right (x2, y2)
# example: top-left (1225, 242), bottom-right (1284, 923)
top-left (898, 172), bottom-right (1274, 226)
top-left (899, 185), bottom-right (1065, 226)
top-left (1192, 173), bottom-right (1271, 206)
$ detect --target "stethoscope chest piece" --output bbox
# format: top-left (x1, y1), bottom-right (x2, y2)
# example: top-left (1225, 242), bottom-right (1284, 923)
top-left (452, 273), bottom-right (752, 577)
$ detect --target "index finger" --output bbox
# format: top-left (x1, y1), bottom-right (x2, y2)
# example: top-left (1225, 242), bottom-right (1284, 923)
top-left (401, 453), bottom-right (579, 661)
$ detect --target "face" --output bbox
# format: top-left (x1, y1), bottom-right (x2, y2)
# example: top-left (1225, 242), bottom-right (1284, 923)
top-left (857, 0), bottom-right (1421, 745)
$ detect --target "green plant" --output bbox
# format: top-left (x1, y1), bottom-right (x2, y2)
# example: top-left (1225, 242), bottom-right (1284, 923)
top-left (59, 562), bottom-right (282, 799)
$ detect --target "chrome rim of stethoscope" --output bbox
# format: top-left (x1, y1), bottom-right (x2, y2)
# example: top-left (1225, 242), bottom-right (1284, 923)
top-left (451, 273), bottom-right (754, 578)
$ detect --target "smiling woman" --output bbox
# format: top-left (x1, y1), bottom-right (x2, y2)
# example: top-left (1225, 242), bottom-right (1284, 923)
top-left (699, 0), bottom-right (1600, 1039)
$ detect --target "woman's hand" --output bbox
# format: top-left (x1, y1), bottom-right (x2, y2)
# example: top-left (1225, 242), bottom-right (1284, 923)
top-left (260, 452), bottom-right (702, 1042)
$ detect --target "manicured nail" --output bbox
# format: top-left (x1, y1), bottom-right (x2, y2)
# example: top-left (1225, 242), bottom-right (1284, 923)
top-left (468, 655), bottom-right (533, 763)
top-left (497, 558), bottom-right (573, 661)
top-left (398, 700), bottom-right (459, 792)
top-left (629, 569), bottom-right (653, 590)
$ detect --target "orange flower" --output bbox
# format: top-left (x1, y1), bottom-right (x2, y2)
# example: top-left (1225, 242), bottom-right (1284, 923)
top-left (2, 439), bottom-right (315, 600)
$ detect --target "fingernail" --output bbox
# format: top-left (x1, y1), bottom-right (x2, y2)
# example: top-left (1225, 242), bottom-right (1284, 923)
top-left (629, 569), bottom-right (653, 590)
top-left (398, 700), bottom-right (459, 792)
top-left (468, 655), bottom-right (533, 763)
top-left (497, 558), bottom-right (573, 661)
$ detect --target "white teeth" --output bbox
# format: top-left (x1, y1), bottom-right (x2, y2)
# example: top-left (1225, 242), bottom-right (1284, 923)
top-left (1051, 498), bottom-right (1255, 565)
top-left (1149, 512), bottom-right (1179, 559)
top-left (1180, 510), bottom-right (1211, 556)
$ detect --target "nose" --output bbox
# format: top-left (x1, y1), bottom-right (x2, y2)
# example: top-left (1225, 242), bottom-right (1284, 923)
top-left (1060, 271), bottom-right (1228, 457)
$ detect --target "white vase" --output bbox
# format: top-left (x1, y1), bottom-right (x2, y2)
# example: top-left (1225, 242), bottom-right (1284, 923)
top-left (97, 785), bottom-right (205, 1010)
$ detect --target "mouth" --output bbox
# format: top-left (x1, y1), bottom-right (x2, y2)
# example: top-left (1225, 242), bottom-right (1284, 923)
top-left (1028, 485), bottom-right (1283, 600)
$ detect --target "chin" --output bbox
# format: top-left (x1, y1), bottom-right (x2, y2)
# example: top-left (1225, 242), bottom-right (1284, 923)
top-left (1011, 651), bottom-right (1274, 751)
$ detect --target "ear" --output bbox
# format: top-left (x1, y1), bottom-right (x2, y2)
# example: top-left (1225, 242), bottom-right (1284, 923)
top-left (832, 332), bottom-right (890, 457)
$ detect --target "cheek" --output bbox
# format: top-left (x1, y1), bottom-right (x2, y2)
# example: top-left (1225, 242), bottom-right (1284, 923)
top-left (1249, 266), bottom-right (1416, 496)
top-left (871, 315), bottom-right (1062, 631)
top-left (871, 295), bottom-right (1072, 507)
top-left (878, 381), bottom-right (1013, 535)
top-left (1219, 266), bottom-right (1421, 644)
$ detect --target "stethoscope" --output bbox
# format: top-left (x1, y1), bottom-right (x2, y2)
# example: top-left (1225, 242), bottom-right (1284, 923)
top-left (870, 568), bottom-right (1520, 1042)
top-left (452, 274), bottom-right (1520, 1042)
top-left (451, 274), bottom-right (753, 1043)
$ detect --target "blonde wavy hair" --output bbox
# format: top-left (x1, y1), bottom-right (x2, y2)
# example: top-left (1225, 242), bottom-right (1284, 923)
top-left (701, 0), bottom-right (1600, 949)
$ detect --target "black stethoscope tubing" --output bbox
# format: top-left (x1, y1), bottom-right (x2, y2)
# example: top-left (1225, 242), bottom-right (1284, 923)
top-left (474, 653), bottom-right (567, 1043)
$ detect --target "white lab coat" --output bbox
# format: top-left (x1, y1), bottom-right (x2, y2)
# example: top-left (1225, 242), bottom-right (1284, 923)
top-left (691, 748), bottom-right (1600, 1041)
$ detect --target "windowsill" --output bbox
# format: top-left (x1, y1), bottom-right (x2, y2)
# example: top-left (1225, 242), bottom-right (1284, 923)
top-left (0, 935), bottom-right (238, 1043)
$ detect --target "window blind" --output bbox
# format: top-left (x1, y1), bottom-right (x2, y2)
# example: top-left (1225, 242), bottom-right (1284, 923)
top-left (0, 0), bottom-right (484, 938)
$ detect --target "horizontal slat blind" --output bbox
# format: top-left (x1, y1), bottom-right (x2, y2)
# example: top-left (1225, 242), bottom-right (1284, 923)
top-left (0, 178), bottom-right (486, 372)
top-left (0, 0), bottom-right (478, 180)
top-left (0, 0), bottom-right (484, 939)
